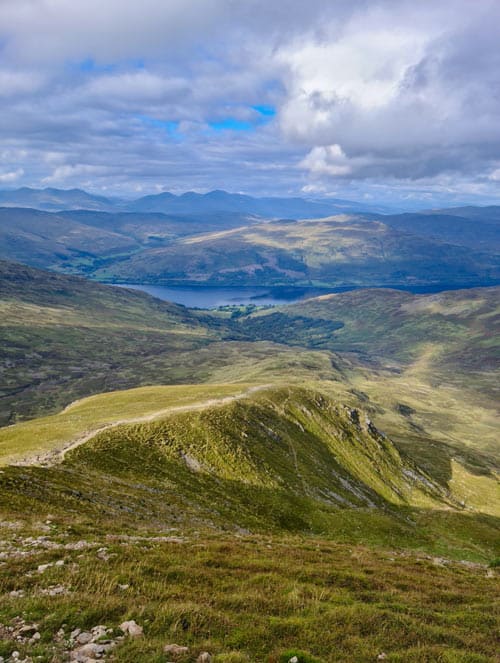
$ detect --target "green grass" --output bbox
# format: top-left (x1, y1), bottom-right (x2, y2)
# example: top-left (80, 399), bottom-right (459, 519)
top-left (0, 383), bottom-right (257, 464)
top-left (0, 385), bottom-right (498, 661)
top-left (0, 529), bottom-right (498, 662)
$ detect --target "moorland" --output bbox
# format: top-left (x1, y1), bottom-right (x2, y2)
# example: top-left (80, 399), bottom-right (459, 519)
top-left (0, 190), bottom-right (498, 662)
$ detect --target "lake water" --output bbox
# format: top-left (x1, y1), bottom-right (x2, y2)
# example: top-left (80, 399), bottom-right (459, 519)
top-left (113, 282), bottom-right (495, 309)
top-left (115, 284), bottom-right (341, 308)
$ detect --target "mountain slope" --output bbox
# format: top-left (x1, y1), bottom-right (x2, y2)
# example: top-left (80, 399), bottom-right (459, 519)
top-left (0, 207), bottom-right (140, 269)
top-left (97, 215), bottom-right (500, 287)
top-left (0, 260), bottom-right (349, 425)
top-left (0, 187), bottom-right (116, 211)
top-left (224, 287), bottom-right (500, 470)
top-left (373, 210), bottom-right (500, 251)
top-left (64, 386), bottom-right (452, 511)
top-left (0, 260), bottom-right (219, 425)
top-left (0, 384), bottom-right (498, 662)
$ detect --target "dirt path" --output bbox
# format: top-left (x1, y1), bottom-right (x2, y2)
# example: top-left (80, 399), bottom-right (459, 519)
top-left (15, 384), bottom-right (272, 467)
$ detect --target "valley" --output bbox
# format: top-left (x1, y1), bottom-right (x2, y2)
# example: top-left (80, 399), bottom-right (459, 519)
top-left (0, 192), bottom-right (498, 662)
top-left (2, 2), bottom-right (500, 660)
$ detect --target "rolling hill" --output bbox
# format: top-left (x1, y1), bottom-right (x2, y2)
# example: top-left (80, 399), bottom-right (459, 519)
top-left (0, 187), bottom-right (116, 212)
top-left (0, 207), bottom-right (141, 270)
top-left (1, 196), bottom-right (499, 291)
top-left (97, 215), bottom-right (500, 288)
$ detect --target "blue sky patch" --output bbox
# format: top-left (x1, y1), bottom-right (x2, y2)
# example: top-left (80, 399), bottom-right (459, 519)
top-left (209, 118), bottom-right (254, 132)
top-left (253, 105), bottom-right (276, 117)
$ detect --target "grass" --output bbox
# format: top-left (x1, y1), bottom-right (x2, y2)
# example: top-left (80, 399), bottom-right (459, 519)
top-left (0, 384), bottom-right (498, 661)
top-left (0, 383), bottom-right (257, 464)
top-left (0, 386), bottom-right (498, 558)
top-left (0, 528), bottom-right (498, 662)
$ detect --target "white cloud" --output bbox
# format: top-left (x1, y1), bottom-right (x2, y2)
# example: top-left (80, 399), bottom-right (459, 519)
top-left (0, 168), bottom-right (25, 183)
top-left (0, 0), bottom-right (499, 201)
top-left (299, 145), bottom-right (352, 176)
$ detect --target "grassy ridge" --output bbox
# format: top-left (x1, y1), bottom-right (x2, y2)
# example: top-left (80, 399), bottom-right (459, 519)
top-left (0, 383), bottom-right (256, 464)
top-left (0, 387), bottom-right (498, 559)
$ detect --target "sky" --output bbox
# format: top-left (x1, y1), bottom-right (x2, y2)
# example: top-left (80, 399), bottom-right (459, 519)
top-left (0, 0), bottom-right (500, 206)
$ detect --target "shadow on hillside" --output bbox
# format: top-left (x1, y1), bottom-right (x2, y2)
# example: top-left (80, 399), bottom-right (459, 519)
top-left (0, 460), bottom-right (498, 561)
top-left (392, 433), bottom-right (498, 488)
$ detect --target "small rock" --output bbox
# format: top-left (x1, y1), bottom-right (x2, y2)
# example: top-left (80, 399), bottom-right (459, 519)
top-left (288, 657), bottom-right (299, 663)
top-left (96, 548), bottom-right (110, 562)
top-left (70, 642), bottom-right (108, 660)
top-left (19, 624), bottom-right (38, 635)
top-left (76, 632), bottom-right (93, 644)
top-left (117, 584), bottom-right (129, 590)
top-left (197, 654), bottom-right (212, 663)
top-left (70, 628), bottom-right (81, 639)
top-left (119, 620), bottom-right (143, 637)
top-left (163, 644), bottom-right (189, 656)
top-left (55, 560), bottom-right (65, 567)
top-left (37, 563), bottom-right (52, 573)
top-left (91, 625), bottom-right (108, 640)
top-left (377, 654), bottom-right (387, 661)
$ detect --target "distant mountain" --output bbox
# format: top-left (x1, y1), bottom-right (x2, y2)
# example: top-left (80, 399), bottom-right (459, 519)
top-left (0, 186), bottom-right (383, 217)
top-left (0, 187), bottom-right (117, 212)
top-left (369, 209), bottom-right (500, 251)
top-left (126, 188), bottom-right (378, 217)
top-left (428, 205), bottom-right (500, 224)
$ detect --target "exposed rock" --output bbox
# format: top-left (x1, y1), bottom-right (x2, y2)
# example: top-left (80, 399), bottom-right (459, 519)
top-left (196, 654), bottom-right (212, 663)
top-left (76, 632), bottom-right (93, 645)
top-left (119, 620), bottom-right (143, 637)
top-left (70, 642), bottom-right (111, 660)
top-left (164, 644), bottom-right (189, 656)
top-left (288, 657), bottom-right (299, 663)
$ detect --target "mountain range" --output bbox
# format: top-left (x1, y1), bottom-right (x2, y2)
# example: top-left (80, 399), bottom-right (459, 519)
top-left (0, 186), bottom-right (380, 216)
top-left (0, 188), bottom-right (499, 289)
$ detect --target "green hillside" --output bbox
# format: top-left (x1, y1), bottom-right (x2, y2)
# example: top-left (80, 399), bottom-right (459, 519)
top-left (0, 264), bottom-right (499, 662)
top-left (96, 215), bottom-right (499, 288)
top-left (0, 386), bottom-right (498, 662)
top-left (0, 207), bottom-right (140, 269)
top-left (0, 260), bottom-right (218, 424)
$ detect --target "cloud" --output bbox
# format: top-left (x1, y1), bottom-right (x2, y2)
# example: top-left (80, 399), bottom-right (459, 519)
top-left (280, 1), bottom-right (500, 184)
top-left (0, 0), bottom-right (499, 203)
top-left (0, 168), bottom-right (24, 183)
